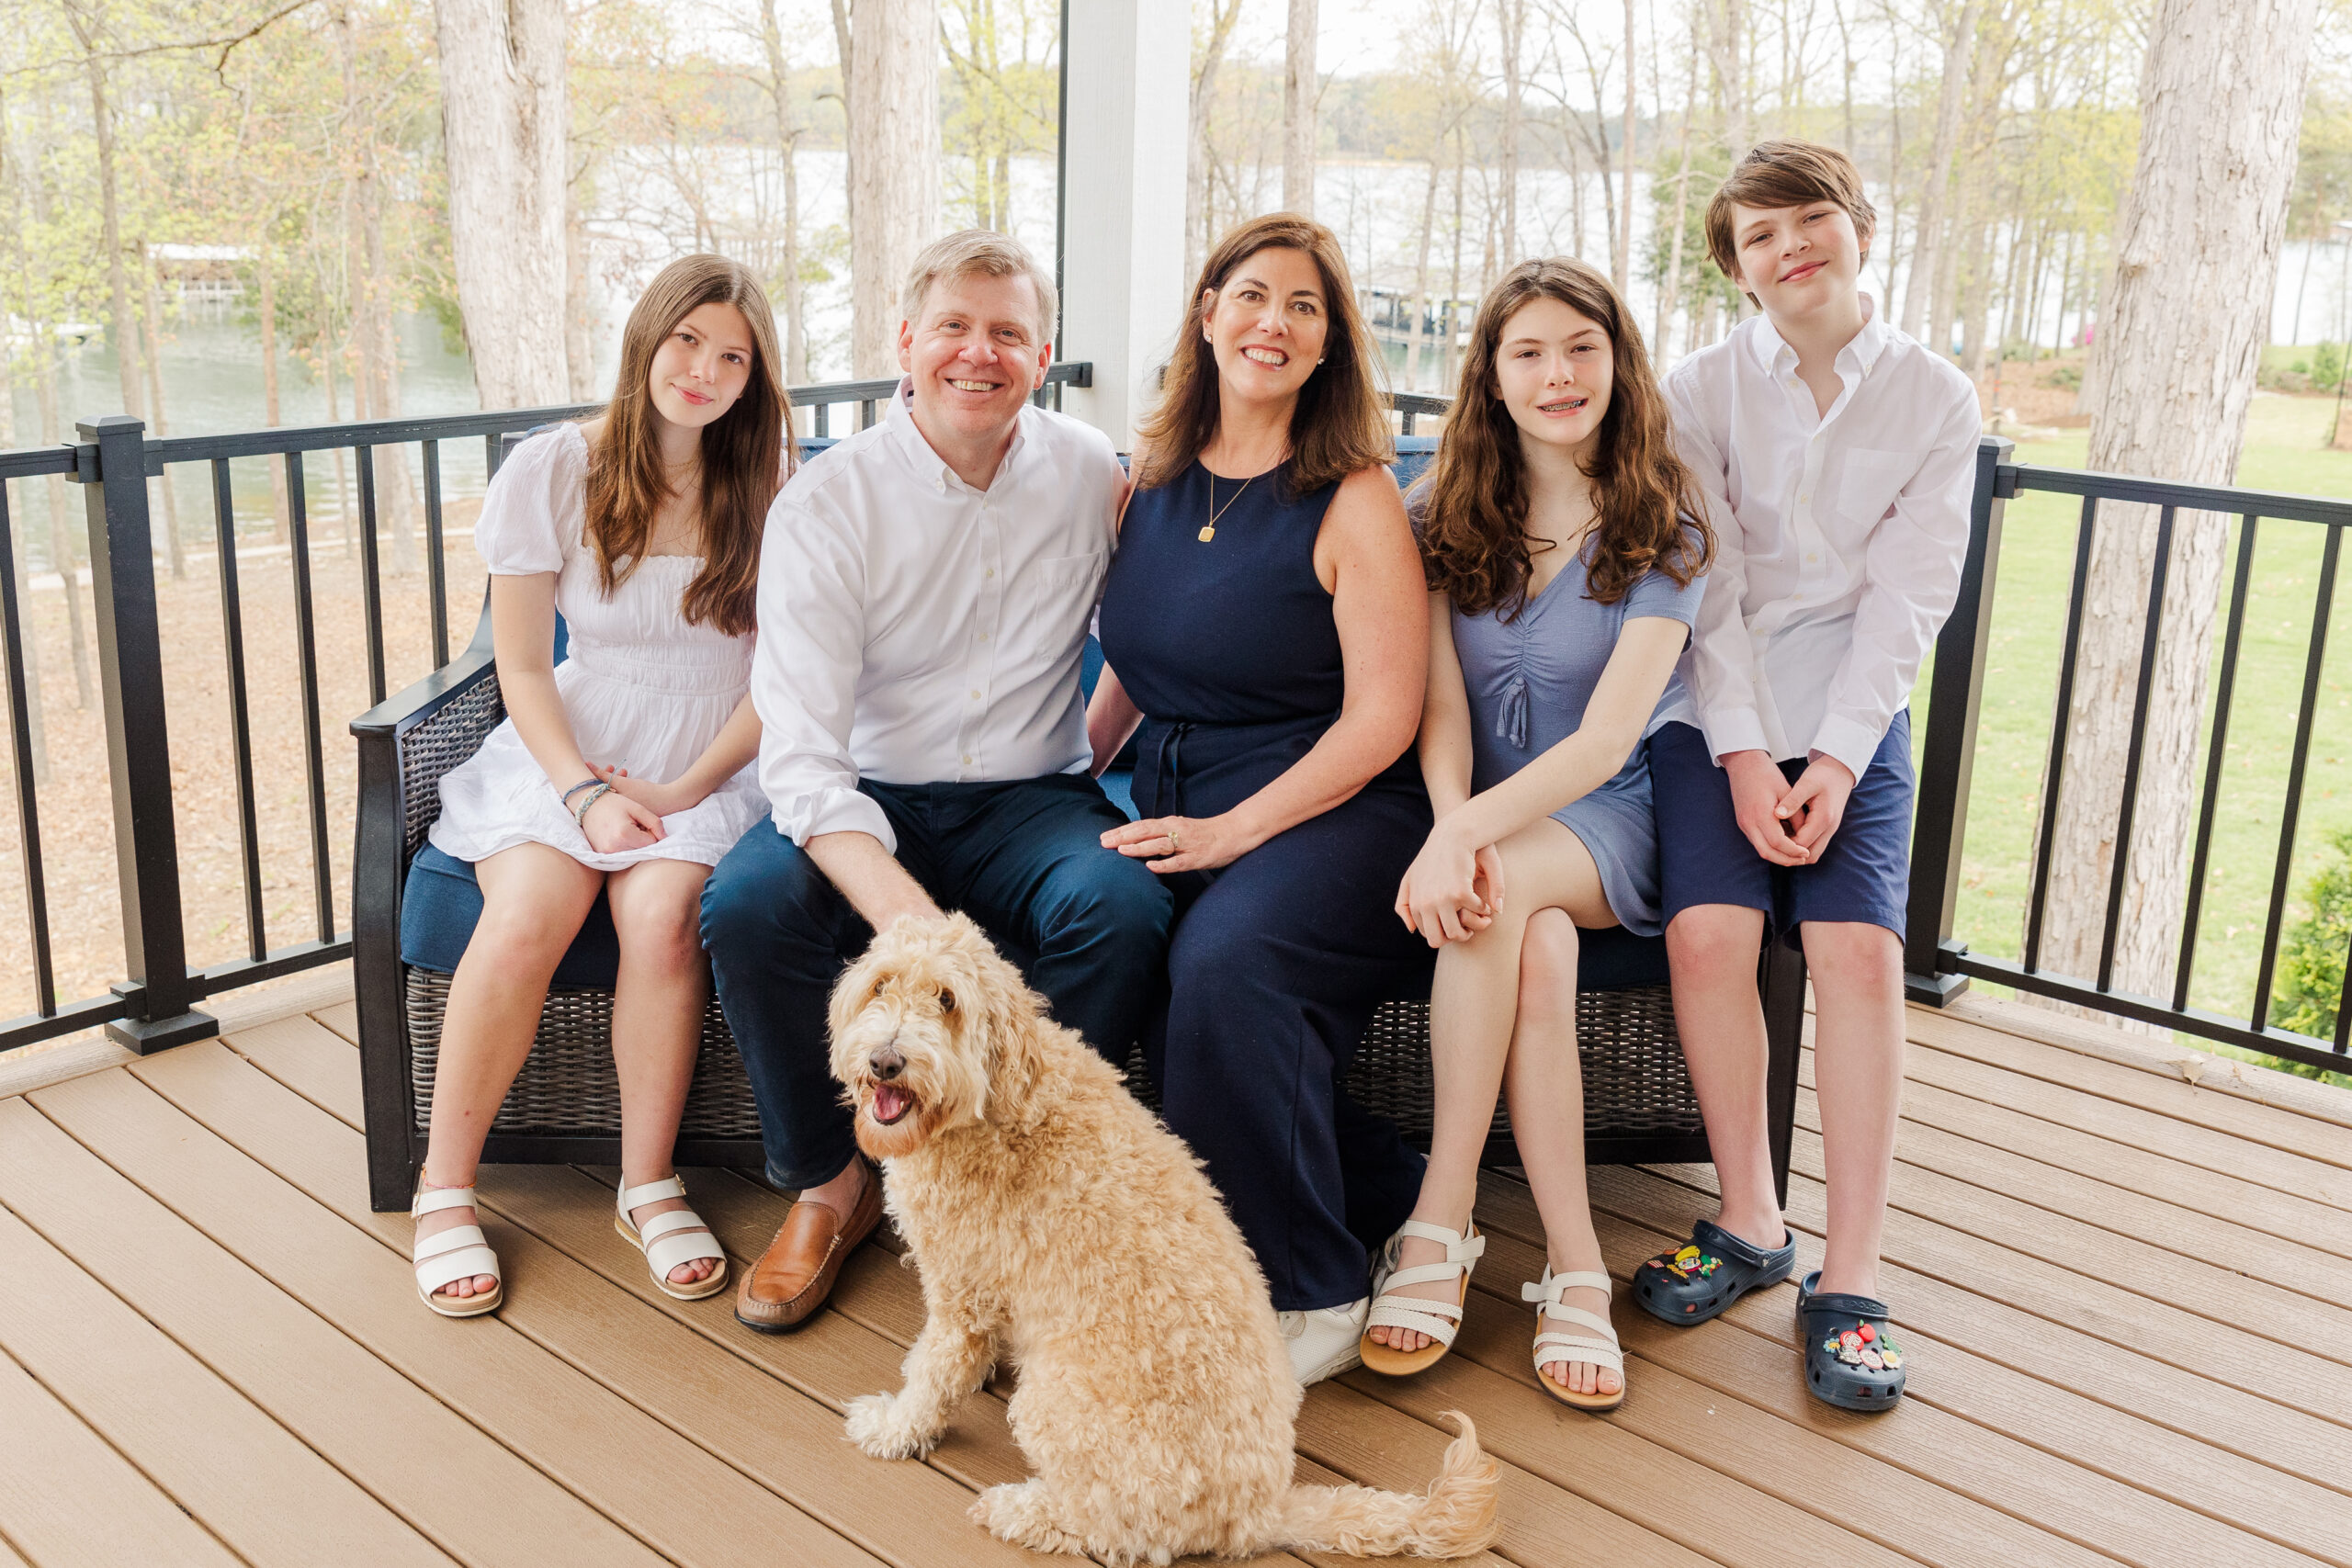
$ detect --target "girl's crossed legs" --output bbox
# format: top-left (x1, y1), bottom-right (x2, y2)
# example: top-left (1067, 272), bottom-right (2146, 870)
top-left (1368, 818), bottom-right (1622, 1398)
top-left (415, 843), bottom-right (720, 1302)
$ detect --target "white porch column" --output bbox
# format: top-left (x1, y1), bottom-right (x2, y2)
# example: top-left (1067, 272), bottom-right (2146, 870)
top-left (1058, 0), bottom-right (1189, 448)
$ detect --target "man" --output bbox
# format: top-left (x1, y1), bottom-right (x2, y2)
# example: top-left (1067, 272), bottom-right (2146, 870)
top-left (703, 231), bottom-right (1173, 1334)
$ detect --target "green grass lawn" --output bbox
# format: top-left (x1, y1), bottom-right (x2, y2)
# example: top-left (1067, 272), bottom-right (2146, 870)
top-left (1915, 394), bottom-right (2352, 1082)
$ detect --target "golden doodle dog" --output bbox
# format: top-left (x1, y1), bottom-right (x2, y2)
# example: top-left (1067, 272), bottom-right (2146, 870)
top-left (830, 914), bottom-right (1501, 1564)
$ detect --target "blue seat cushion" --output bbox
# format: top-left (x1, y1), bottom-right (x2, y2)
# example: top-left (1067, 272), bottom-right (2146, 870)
top-left (402, 842), bottom-right (628, 989)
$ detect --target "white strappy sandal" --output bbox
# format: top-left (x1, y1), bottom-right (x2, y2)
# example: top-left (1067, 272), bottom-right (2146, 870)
top-left (1525, 1268), bottom-right (1626, 1412)
top-left (413, 1185), bottom-right (503, 1318)
top-left (1360, 1219), bottom-right (1487, 1376)
top-left (613, 1176), bottom-right (729, 1302)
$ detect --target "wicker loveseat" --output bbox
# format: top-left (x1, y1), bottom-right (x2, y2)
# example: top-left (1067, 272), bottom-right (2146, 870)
top-left (350, 434), bottom-right (1805, 1213)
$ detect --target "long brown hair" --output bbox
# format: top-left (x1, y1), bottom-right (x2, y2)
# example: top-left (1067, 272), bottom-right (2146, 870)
top-left (582, 254), bottom-right (787, 637)
top-left (1416, 256), bottom-right (1711, 617)
top-left (1134, 213), bottom-right (1393, 494)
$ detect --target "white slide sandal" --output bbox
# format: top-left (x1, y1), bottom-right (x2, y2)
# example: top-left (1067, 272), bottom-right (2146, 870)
top-left (413, 1185), bottom-right (503, 1318)
top-left (1525, 1268), bottom-right (1626, 1412)
top-left (614, 1176), bottom-right (729, 1301)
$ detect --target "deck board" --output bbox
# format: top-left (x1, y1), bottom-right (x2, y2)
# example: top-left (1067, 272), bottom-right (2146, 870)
top-left (3, 996), bottom-right (2346, 1567)
top-left (28, 1066), bottom-right (884, 1568)
top-left (1471, 1175), bottom-right (2348, 1568)
top-left (1795, 1078), bottom-right (2352, 1310)
top-left (1826, 1064), bottom-right (2352, 1259)
top-left (0, 1095), bottom-right (664, 1568)
top-left (1900, 1036), bottom-right (2352, 1209)
top-left (120, 1040), bottom-right (978, 1568)
top-left (1900, 1010), bottom-right (2352, 1172)
top-left (0, 1208), bottom-right (456, 1568)
top-left (0, 1339), bottom-right (243, 1568)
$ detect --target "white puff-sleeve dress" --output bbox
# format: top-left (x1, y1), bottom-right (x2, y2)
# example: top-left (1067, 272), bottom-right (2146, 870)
top-left (426, 424), bottom-right (766, 872)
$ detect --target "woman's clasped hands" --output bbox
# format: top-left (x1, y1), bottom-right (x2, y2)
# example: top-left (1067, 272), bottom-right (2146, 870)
top-left (1395, 814), bottom-right (1509, 949)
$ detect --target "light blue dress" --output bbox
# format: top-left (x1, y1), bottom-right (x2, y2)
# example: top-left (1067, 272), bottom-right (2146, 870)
top-left (1450, 540), bottom-right (1704, 938)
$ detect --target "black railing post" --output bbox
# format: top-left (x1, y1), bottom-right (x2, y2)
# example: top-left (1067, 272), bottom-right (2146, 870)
top-left (1905, 434), bottom-right (2014, 1005)
top-left (74, 414), bottom-right (217, 1052)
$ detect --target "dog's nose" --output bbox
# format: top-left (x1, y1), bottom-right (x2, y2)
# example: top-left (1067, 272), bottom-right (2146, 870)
top-left (869, 1046), bottom-right (906, 1081)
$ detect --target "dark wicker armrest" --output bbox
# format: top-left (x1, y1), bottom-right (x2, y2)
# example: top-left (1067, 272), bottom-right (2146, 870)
top-left (352, 619), bottom-right (503, 1211)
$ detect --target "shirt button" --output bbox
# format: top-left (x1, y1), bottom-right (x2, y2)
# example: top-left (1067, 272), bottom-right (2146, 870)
top-left (985, 568), bottom-right (996, 579)
top-left (1806, 552), bottom-right (1819, 563)
top-left (978, 633), bottom-right (989, 643)
top-left (1799, 493), bottom-right (1811, 503)
top-left (969, 689), bottom-right (981, 700)
top-left (962, 754), bottom-right (973, 765)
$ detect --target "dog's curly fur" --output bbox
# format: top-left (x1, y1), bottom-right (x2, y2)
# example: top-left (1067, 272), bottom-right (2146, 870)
top-left (829, 914), bottom-right (1501, 1565)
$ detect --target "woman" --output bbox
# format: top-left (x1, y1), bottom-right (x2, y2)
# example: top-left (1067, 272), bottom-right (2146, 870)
top-left (1361, 258), bottom-right (1711, 1410)
top-left (412, 254), bottom-right (787, 1317)
top-left (1090, 213), bottom-right (1433, 1385)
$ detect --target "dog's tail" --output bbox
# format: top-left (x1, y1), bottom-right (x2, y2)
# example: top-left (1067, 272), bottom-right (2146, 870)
top-left (1266, 1410), bottom-right (1499, 1559)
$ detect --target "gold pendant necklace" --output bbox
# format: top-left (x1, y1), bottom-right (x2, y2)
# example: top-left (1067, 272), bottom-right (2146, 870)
top-left (1199, 471), bottom-right (1255, 543)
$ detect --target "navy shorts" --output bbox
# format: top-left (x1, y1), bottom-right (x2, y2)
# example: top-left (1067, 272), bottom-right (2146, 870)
top-left (1647, 713), bottom-right (1915, 942)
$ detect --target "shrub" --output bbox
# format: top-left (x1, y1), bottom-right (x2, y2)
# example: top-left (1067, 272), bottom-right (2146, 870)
top-left (2312, 341), bottom-right (2345, 390)
top-left (2271, 828), bottom-right (2351, 1061)
top-left (2047, 363), bottom-right (2082, 390)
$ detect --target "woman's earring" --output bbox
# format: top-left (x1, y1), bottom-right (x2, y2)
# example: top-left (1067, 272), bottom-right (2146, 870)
top-left (1317, 357), bottom-right (1326, 365)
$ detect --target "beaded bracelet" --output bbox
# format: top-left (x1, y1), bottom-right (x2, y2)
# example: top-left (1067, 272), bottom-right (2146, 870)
top-left (570, 782), bottom-right (614, 827)
top-left (560, 777), bottom-right (601, 808)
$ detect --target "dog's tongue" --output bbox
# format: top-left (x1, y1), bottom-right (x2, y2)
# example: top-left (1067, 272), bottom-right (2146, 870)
top-left (874, 1084), bottom-right (911, 1124)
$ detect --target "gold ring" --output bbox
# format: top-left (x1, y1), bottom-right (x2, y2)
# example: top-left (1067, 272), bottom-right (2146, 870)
top-left (1167, 825), bottom-right (1182, 852)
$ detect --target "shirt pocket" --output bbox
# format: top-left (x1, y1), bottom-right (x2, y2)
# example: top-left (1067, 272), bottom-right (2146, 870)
top-left (1021, 551), bottom-right (1109, 649)
top-left (1838, 448), bottom-right (1920, 528)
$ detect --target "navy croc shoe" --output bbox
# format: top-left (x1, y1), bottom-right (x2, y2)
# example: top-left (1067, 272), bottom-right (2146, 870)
top-left (1796, 1270), bottom-right (1907, 1411)
top-left (1633, 1218), bottom-right (1796, 1326)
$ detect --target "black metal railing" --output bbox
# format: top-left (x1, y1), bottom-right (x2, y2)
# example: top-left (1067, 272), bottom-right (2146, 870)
top-left (1909, 437), bottom-right (2352, 1077)
top-left (0, 365), bottom-right (1090, 1055)
top-left (20, 378), bottom-right (2338, 1078)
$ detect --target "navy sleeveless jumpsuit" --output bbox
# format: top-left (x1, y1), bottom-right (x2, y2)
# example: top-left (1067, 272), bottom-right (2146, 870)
top-left (1098, 459), bottom-right (1434, 1312)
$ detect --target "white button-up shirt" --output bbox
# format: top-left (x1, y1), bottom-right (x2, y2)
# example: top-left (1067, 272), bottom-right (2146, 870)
top-left (1657, 296), bottom-right (1981, 782)
top-left (752, 379), bottom-right (1125, 851)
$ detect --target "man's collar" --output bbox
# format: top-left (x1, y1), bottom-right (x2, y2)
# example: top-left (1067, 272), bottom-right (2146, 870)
top-left (888, 375), bottom-right (1029, 494)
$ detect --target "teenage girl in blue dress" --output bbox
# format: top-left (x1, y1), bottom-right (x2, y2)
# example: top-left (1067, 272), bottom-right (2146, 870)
top-left (1361, 258), bottom-right (1712, 1410)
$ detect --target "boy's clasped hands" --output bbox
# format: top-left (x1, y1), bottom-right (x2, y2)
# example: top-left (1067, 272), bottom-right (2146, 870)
top-left (1722, 749), bottom-right (1854, 866)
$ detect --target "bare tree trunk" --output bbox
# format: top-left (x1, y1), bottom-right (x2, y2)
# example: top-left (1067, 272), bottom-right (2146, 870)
top-left (257, 235), bottom-right (289, 543)
top-left (32, 342), bottom-right (91, 709)
top-left (758, 0), bottom-right (810, 388)
top-left (848, 0), bottom-right (939, 376)
top-left (64, 7), bottom-right (142, 423)
top-left (1721, 0), bottom-right (1747, 160)
top-left (1497, 0), bottom-right (1521, 261)
top-left (1408, 152), bottom-right (1440, 391)
top-left (1186, 0), bottom-right (1244, 283)
top-left (1443, 126), bottom-right (1465, 391)
top-left (432, 0), bottom-right (571, 408)
top-left (2031, 0), bottom-right (2319, 1021)
top-left (564, 173), bottom-right (597, 400)
top-left (137, 245), bottom-right (187, 580)
top-left (1615, 0), bottom-right (1634, 288)
top-left (1283, 0), bottom-right (1317, 215)
top-left (1903, 0), bottom-right (1979, 340)
top-left (1654, 43), bottom-right (1695, 356)
top-left (0, 313), bottom-right (47, 784)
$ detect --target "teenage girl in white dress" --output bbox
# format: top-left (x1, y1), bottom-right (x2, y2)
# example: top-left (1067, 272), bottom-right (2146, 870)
top-left (410, 255), bottom-right (787, 1316)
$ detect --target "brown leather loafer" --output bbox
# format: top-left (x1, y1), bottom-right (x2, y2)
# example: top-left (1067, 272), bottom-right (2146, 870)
top-left (734, 1162), bottom-right (882, 1334)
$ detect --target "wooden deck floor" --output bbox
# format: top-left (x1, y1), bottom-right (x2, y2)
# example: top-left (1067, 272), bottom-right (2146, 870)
top-left (3, 992), bottom-right (2349, 1568)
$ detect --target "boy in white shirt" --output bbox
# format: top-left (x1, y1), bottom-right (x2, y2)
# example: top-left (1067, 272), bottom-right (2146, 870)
top-left (1634, 140), bottom-right (1981, 1412)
